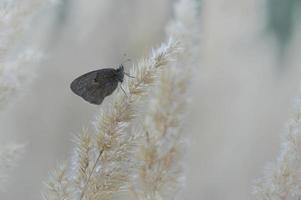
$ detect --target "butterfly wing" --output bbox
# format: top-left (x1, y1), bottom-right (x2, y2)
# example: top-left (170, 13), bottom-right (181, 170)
top-left (70, 68), bottom-right (119, 105)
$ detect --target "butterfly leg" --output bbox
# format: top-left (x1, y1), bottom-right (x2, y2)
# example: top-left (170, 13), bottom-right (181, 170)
top-left (120, 84), bottom-right (128, 97)
top-left (124, 72), bottom-right (135, 78)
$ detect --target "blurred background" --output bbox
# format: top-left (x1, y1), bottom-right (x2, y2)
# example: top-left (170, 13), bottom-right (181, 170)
top-left (1, 0), bottom-right (301, 199)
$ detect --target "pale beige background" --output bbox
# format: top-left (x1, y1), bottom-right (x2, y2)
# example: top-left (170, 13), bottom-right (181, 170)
top-left (1, 0), bottom-right (301, 200)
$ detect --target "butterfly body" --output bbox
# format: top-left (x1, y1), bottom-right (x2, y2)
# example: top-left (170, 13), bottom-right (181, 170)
top-left (71, 65), bottom-right (125, 105)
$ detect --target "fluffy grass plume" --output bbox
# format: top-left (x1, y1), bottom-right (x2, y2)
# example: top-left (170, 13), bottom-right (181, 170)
top-left (130, 66), bottom-right (188, 200)
top-left (0, 143), bottom-right (24, 189)
top-left (254, 94), bottom-right (301, 199)
top-left (43, 39), bottom-right (181, 200)
top-left (43, 163), bottom-right (71, 200)
top-left (0, 0), bottom-right (45, 109)
top-left (0, 0), bottom-right (46, 191)
top-left (130, 0), bottom-right (201, 199)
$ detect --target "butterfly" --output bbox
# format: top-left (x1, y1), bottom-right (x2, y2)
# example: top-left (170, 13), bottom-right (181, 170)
top-left (70, 64), bottom-right (133, 105)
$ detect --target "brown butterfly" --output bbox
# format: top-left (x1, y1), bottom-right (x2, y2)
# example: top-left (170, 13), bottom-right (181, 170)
top-left (70, 64), bottom-right (133, 105)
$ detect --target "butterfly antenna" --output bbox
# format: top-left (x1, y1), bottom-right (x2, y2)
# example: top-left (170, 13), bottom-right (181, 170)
top-left (120, 84), bottom-right (127, 97)
top-left (121, 58), bottom-right (132, 65)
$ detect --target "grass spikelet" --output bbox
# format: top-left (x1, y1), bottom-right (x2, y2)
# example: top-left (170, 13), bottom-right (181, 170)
top-left (43, 164), bottom-right (71, 200)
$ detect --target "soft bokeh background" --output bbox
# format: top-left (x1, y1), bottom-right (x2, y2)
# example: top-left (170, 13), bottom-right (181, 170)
top-left (1, 0), bottom-right (301, 199)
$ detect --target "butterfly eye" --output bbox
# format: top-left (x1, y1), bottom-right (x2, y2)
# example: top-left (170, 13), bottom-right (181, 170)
top-left (117, 64), bottom-right (124, 72)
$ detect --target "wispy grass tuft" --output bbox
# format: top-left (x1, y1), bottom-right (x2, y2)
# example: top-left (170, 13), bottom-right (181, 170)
top-left (130, 67), bottom-right (188, 199)
top-left (0, 143), bottom-right (25, 189)
top-left (0, 0), bottom-right (45, 109)
top-left (43, 163), bottom-right (71, 200)
top-left (254, 94), bottom-right (301, 200)
top-left (130, 0), bottom-right (201, 199)
top-left (0, 0), bottom-right (46, 192)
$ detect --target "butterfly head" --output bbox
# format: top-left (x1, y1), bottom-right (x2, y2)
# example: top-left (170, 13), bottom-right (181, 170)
top-left (115, 64), bottom-right (125, 82)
